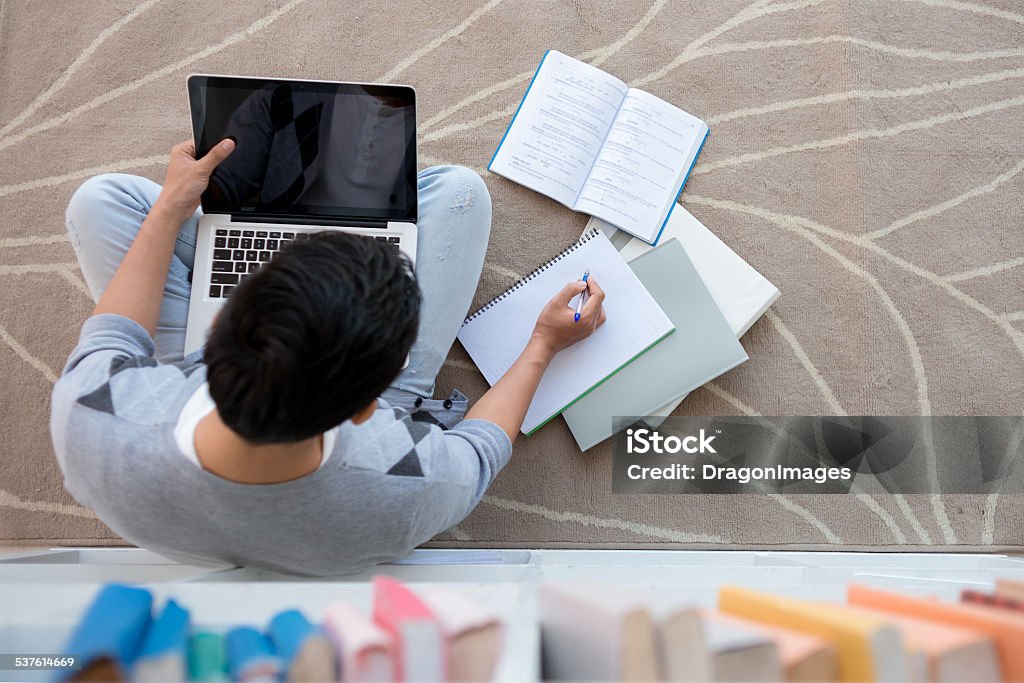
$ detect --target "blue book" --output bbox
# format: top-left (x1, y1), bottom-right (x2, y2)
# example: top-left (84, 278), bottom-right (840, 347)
top-left (133, 599), bottom-right (190, 682)
top-left (224, 627), bottom-right (280, 682)
top-left (267, 610), bottom-right (337, 682)
top-left (489, 50), bottom-right (709, 245)
top-left (58, 584), bottom-right (153, 681)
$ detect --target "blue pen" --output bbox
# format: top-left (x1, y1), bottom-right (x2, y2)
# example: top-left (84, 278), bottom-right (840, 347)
top-left (573, 270), bottom-right (590, 322)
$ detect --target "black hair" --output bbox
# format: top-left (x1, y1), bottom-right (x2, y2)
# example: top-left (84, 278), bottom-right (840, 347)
top-left (205, 232), bottom-right (420, 444)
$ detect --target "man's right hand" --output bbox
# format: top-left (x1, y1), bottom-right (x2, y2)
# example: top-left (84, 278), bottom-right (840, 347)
top-left (152, 139), bottom-right (235, 224)
top-left (465, 277), bottom-right (607, 442)
top-left (530, 278), bottom-right (607, 357)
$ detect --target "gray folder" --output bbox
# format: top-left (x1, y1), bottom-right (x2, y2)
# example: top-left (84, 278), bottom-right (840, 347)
top-left (562, 238), bottom-right (749, 450)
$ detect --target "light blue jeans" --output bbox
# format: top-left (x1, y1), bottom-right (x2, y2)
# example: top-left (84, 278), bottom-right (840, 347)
top-left (65, 166), bottom-right (492, 401)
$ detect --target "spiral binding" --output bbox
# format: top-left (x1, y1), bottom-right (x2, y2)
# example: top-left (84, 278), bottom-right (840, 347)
top-left (462, 228), bottom-right (601, 325)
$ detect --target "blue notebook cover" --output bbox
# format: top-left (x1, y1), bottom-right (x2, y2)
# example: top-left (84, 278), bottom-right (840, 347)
top-left (651, 128), bottom-right (710, 246)
top-left (58, 584), bottom-right (153, 680)
top-left (487, 50), bottom-right (550, 171)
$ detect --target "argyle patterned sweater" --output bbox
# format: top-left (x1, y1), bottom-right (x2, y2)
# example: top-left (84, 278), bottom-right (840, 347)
top-left (50, 314), bottom-right (512, 576)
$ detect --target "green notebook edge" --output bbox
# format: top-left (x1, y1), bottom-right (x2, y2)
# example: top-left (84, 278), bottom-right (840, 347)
top-left (524, 327), bottom-right (677, 436)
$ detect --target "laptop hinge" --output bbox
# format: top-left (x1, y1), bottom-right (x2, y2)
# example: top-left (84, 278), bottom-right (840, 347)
top-left (229, 214), bottom-right (391, 229)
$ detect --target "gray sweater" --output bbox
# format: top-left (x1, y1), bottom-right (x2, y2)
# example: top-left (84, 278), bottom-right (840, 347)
top-left (50, 314), bottom-right (512, 576)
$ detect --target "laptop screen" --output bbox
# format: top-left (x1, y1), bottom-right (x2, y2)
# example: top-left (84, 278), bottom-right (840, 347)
top-left (188, 75), bottom-right (416, 222)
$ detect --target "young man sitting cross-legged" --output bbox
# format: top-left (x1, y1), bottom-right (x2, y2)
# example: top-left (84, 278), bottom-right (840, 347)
top-left (50, 139), bottom-right (605, 576)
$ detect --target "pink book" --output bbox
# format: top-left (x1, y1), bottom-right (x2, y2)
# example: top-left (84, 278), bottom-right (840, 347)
top-left (322, 603), bottom-right (394, 683)
top-left (418, 588), bottom-right (504, 682)
top-left (372, 576), bottom-right (445, 682)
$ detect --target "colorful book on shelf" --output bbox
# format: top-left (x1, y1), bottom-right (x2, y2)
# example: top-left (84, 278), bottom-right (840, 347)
top-left (457, 228), bottom-right (674, 435)
top-left (843, 603), bottom-right (1001, 683)
top-left (995, 578), bottom-right (1024, 602)
top-left (700, 611), bottom-right (783, 682)
top-left (719, 586), bottom-right (907, 682)
top-left (188, 631), bottom-right (227, 682)
top-left (539, 582), bottom-right (660, 681)
top-left (372, 576), bottom-right (446, 682)
top-left (961, 588), bottom-right (1024, 613)
top-left (418, 588), bottom-right (504, 683)
top-left (224, 626), bottom-right (280, 682)
top-left (268, 609), bottom-right (337, 682)
top-left (133, 599), bottom-right (190, 682)
top-left (490, 50), bottom-right (709, 244)
top-left (59, 584), bottom-right (153, 682)
top-left (702, 611), bottom-right (837, 683)
top-left (323, 602), bottom-right (395, 683)
top-left (848, 583), bottom-right (1024, 680)
top-left (652, 603), bottom-right (709, 681)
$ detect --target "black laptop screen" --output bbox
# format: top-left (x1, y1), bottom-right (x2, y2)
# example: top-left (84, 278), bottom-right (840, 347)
top-left (188, 75), bottom-right (417, 222)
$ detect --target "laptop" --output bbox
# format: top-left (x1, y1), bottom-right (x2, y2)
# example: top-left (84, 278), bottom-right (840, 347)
top-left (183, 74), bottom-right (418, 356)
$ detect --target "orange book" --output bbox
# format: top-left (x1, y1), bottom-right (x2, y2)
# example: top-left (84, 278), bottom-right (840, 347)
top-left (719, 586), bottom-right (905, 682)
top-left (848, 584), bottom-right (1024, 680)
top-left (844, 604), bottom-right (1001, 682)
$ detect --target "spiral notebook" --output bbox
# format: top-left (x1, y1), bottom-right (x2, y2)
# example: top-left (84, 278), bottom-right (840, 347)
top-left (457, 229), bottom-right (674, 435)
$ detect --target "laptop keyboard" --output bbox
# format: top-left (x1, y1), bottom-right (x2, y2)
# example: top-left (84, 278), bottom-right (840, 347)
top-left (207, 227), bottom-right (401, 299)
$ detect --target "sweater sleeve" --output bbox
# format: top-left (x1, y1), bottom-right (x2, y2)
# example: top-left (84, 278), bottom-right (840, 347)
top-left (61, 313), bottom-right (156, 375)
top-left (403, 417), bottom-right (513, 543)
top-left (50, 314), bottom-right (158, 476)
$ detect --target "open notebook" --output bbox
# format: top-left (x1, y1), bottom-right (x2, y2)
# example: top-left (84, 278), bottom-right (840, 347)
top-left (489, 50), bottom-right (709, 244)
top-left (457, 229), bottom-right (674, 435)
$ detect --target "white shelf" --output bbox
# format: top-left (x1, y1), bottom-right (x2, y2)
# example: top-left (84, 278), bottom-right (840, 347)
top-left (1, 549), bottom-right (1021, 682)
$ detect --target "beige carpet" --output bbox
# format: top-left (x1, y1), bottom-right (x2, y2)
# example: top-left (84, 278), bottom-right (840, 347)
top-left (2, 0), bottom-right (1023, 551)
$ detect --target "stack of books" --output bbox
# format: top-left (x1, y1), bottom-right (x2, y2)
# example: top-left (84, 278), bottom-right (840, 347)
top-left (461, 50), bottom-right (780, 449)
top-left (563, 211), bottom-right (780, 450)
top-left (55, 577), bottom-right (503, 682)
top-left (540, 580), bottom-right (1024, 681)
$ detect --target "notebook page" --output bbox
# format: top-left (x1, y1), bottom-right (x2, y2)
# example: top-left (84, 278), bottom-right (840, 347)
top-left (574, 89), bottom-right (708, 242)
top-left (458, 230), bottom-right (674, 434)
top-left (488, 51), bottom-right (628, 207)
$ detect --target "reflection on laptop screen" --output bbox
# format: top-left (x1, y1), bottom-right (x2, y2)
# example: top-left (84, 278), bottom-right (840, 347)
top-left (188, 76), bottom-right (417, 221)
